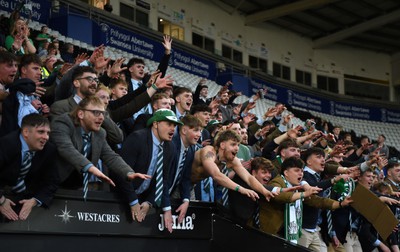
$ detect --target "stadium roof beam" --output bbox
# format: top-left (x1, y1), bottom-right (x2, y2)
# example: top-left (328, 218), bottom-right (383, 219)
top-left (313, 8), bottom-right (400, 48)
top-left (245, 0), bottom-right (338, 25)
top-left (229, 0), bottom-right (246, 15)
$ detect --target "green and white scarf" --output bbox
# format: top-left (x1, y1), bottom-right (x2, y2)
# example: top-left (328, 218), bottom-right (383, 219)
top-left (281, 175), bottom-right (303, 244)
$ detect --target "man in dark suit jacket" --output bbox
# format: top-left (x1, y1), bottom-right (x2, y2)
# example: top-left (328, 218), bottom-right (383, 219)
top-left (193, 80), bottom-right (211, 106)
top-left (50, 97), bottom-right (149, 203)
top-left (229, 157), bottom-right (276, 227)
top-left (0, 78), bottom-right (36, 137)
top-left (118, 109), bottom-right (183, 233)
top-left (168, 115), bottom-right (202, 223)
top-left (300, 147), bottom-right (351, 251)
top-left (191, 104), bottom-right (212, 148)
top-left (126, 35), bottom-right (171, 94)
top-left (0, 114), bottom-right (59, 221)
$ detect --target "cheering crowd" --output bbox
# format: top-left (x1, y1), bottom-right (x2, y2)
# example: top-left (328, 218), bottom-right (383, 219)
top-left (1, 13), bottom-right (400, 252)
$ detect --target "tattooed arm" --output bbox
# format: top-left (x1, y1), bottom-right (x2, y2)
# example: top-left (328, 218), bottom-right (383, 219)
top-left (200, 146), bottom-right (259, 201)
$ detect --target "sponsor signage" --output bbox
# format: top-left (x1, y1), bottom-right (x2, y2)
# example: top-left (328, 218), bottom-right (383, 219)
top-left (0, 0), bottom-right (50, 23)
top-left (94, 22), bottom-right (216, 79)
top-left (249, 77), bottom-right (400, 124)
top-left (0, 197), bottom-right (212, 239)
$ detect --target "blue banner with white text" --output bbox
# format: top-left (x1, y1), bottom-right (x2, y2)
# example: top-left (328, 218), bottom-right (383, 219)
top-left (93, 22), bottom-right (216, 79)
top-left (250, 77), bottom-right (400, 124)
top-left (0, 0), bottom-right (50, 23)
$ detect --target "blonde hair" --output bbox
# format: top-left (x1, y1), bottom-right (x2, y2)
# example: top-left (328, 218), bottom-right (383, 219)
top-left (96, 84), bottom-right (111, 95)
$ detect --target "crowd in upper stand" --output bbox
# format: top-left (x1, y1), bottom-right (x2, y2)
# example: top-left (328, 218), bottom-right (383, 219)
top-left (1, 10), bottom-right (400, 252)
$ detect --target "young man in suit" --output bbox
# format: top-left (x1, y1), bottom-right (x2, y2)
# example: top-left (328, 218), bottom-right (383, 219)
top-left (168, 115), bottom-right (202, 224)
top-left (193, 79), bottom-right (211, 106)
top-left (118, 109), bottom-right (183, 233)
top-left (191, 104), bottom-right (212, 148)
top-left (229, 157), bottom-right (278, 228)
top-left (299, 147), bottom-right (352, 251)
top-left (50, 96), bottom-right (149, 202)
top-left (126, 35), bottom-right (172, 121)
top-left (0, 113), bottom-right (59, 221)
top-left (173, 87), bottom-right (193, 119)
top-left (126, 35), bottom-right (172, 94)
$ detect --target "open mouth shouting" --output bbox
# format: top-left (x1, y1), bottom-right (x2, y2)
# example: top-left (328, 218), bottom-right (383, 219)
top-left (167, 131), bottom-right (174, 140)
top-left (185, 101), bottom-right (192, 110)
top-left (94, 120), bottom-right (103, 129)
top-left (297, 176), bottom-right (303, 183)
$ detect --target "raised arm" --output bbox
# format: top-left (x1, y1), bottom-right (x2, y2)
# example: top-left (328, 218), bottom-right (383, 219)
top-left (231, 157), bottom-right (274, 201)
top-left (200, 147), bottom-right (259, 201)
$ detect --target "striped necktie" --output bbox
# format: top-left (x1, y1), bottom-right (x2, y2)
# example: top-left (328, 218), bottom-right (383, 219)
top-left (82, 133), bottom-right (91, 201)
top-left (221, 164), bottom-right (229, 207)
top-left (175, 149), bottom-right (187, 186)
top-left (314, 172), bottom-right (321, 182)
top-left (12, 151), bottom-right (34, 193)
top-left (253, 202), bottom-right (260, 229)
top-left (326, 188), bottom-right (333, 235)
top-left (203, 177), bottom-right (211, 192)
top-left (155, 144), bottom-right (164, 207)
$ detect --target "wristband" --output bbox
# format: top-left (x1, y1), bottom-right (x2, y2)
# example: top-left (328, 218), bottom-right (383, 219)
top-left (339, 201), bottom-right (343, 208)
top-left (300, 192), bottom-right (304, 201)
top-left (235, 185), bottom-right (240, 192)
top-left (280, 188), bottom-right (283, 193)
top-left (151, 83), bottom-right (159, 91)
top-left (0, 196), bottom-right (6, 206)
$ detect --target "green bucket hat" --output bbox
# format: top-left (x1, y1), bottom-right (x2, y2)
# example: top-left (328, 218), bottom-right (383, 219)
top-left (147, 109), bottom-right (183, 127)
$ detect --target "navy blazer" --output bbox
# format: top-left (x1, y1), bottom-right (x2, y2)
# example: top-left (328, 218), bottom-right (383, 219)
top-left (193, 84), bottom-right (211, 106)
top-left (131, 113), bottom-right (152, 133)
top-left (168, 132), bottom-right (195, 203)
top-left (119, 128), bottom-right (174, 208)
top-left (0, 130), bottom-right (60, 207)
top-left (127, 53), bottom-right (170, 94)
top-left (302, 169), bottom-right (334, 229)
